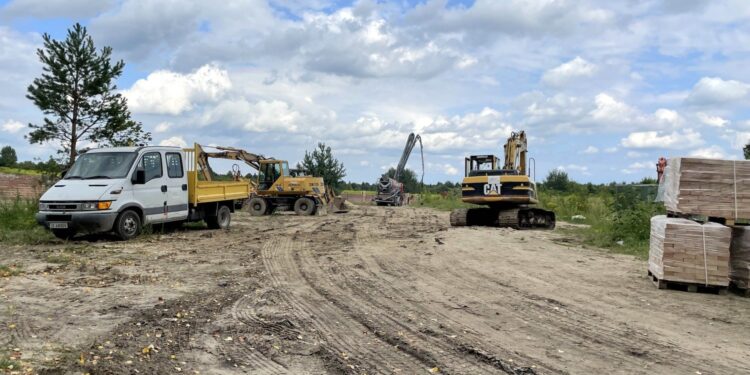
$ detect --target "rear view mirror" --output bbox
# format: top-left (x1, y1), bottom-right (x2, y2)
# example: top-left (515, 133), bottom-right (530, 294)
top-left (133, 169), bottom-right (146, 184)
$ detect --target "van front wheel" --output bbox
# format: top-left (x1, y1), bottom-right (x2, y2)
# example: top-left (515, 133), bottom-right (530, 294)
top-left (115, 210), bottom-right (142, 240)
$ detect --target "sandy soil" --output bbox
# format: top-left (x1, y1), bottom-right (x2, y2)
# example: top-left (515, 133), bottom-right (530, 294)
top-left (1, 206), bottom-right (749, 374)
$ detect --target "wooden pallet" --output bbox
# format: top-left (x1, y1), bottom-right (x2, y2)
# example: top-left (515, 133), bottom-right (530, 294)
top-left (665, 211), bottom-right (747, 226)
top-left (648, 270), bottom-right (728, 295)
top-left (729, 282), bottom-right (750, 297)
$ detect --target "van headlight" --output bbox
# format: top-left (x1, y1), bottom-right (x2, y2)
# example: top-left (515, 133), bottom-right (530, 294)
top-left (81, 202), bottom-right (97, 210)
top-left (38, 202), bottom-right (49, 211)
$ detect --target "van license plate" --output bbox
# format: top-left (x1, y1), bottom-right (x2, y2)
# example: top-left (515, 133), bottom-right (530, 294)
top-left (49, 222), bottom-right (68, 229)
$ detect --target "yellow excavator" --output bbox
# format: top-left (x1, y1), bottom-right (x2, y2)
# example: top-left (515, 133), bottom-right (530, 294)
top-left (449, 131), bottom-right (555, 229)
top-left (191, 144), bottom-right (345, 216)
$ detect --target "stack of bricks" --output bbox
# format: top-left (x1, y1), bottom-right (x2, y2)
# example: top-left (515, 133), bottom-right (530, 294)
top-left (649, 216), bottom-right (731, 287)
top-left (660, 158), bottom-right (750, 222)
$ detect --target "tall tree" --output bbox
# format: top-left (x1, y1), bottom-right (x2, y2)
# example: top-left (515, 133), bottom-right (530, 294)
top-left (744, 143), bottom-right (750, 160)
top-left (543, 168), bottom-right (570, 192)
top-left (0, 146), bottom-right (17, 167)
top-left (298, 143), bottom-right (346, 188)
top-left (26, 23), bottom-right (150, 166)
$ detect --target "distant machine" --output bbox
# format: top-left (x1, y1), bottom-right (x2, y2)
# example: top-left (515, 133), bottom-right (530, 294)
top-left (373, 133), bottom-right (424, 206)
top-left (450, 131), bottom-right (555, 229)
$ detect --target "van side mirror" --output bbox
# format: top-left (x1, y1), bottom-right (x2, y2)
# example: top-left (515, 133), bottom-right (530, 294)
top-left (59, 170), bottom-right (67, 178)
top-left (133, 169), bottom-right (146, 184)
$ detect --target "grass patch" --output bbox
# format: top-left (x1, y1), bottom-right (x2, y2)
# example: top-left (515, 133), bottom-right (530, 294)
top-left (45, 253), bottom-right (73, 265)
top-left (0, 166), bottom-right (42, 176)
top-left (414, 192), bottom-right (473, 211)
top-left (0, 198), bottom-right (54, 244)
top-left (0, 356), bottom-right (21, 372)
top-left (341, 189), bottom-right (376, 196)
top-left (0, 264), bottom-right (23, 277)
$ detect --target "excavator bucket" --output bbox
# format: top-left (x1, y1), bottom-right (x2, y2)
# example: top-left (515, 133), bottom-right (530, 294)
top-left (329, 196), bottom-right (348, 213)
top-left (320, 185), bottom-right (349, 214)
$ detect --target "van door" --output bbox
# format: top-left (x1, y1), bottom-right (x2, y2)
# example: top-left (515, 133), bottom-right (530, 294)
top-left (165, 152), bottom-right (189, 221)
top-left (132, 151), bottom-right (168, 224)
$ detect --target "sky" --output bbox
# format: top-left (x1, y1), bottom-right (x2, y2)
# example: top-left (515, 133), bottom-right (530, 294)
top-left (1, 0), bottom-right (750, 184)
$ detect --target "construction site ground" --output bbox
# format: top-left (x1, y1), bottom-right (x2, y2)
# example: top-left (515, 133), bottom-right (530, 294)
top-left (2, 206), bottom-right (749, 374)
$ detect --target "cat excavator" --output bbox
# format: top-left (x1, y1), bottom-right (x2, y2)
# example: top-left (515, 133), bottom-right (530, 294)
top-left (449, 131), bottom-right (555, 229)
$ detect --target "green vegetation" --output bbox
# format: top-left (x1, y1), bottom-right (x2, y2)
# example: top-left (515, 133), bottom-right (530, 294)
top-left (0, 198), bottom-right (54, 244)
top-left (0, 355), bottom-right (21, 372)
top-left (539, 186), bottom-right (663, 258)
top-left (298, 142), bottom-right (346, 188)
top-left (416, 192), bottom-right (472, 211)
top-left (0, 166), bottom-right (42, 176)
top-left (341, 190), bottom-right (376, 196)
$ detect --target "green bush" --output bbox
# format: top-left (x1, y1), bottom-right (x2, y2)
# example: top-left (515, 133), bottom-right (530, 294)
top-left (0, 198), bottom-right (53, 244)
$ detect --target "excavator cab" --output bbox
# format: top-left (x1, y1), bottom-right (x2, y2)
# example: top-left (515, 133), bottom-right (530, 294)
top-left (257, 160), bottom-right (289, 191)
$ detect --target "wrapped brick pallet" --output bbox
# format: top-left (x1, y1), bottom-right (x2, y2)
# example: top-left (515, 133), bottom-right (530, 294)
top-left (659, 157), bottom-right (750, 220)
top-left (649, 215), bottom-right (731, 287)
top-left (730, 226), bottom-right (750, 290)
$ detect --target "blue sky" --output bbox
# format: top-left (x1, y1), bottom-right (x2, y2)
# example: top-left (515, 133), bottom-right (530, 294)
top-left (2, 0), bottom-right (750, 184)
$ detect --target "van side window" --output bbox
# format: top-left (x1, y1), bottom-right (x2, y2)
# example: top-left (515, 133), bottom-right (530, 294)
top-left (166, 153), bottom-right (183, 178)
top-left (137, 152), bottom-right (163, 182)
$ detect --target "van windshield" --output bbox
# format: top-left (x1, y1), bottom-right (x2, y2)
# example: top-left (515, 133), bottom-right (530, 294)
top-left (65, 152), bottom-right (138, 180)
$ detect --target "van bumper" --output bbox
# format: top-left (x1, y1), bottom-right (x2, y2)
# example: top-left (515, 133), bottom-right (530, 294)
top-left (36, 211), bottom-right (119, 233)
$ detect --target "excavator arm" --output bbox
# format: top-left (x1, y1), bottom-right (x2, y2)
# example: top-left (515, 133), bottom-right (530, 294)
top-left (195, 144), bottom-right (266, 182)
top-left (503, 131), bottom-right (527, 175)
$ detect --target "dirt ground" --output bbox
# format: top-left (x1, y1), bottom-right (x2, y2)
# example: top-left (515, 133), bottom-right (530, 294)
top-left (2, 206), bottom-right (750, 374)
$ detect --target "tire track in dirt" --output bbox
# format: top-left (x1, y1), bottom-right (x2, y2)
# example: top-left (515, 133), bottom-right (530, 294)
top-left (340, 209), bottom-right (548, 374)
top-left (358, 208), bottom-right (744, 374)
top-left (260, 235), bottom-right (430, 374)
top-left (435, 262), bottom-right (749, 374)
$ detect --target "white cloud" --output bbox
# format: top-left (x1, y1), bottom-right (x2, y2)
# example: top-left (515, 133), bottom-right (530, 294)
top-left (582, 146), bottom-right (598, 154)
top-left (123, 64), bottom-right (232, 115)
top-left (590, 93), bottom-right (636, 122)
top-left (696, 112), bottom-right (729, 128)
top-left (154, 122), bottom-right (172, 133)
top-left (621, 129), bottom-right (703, 149)
top-left (159, 136), bottom-right (187, 148)
top-left (604, 147), bottom-right (618, 153)
top-left (558, 164), bottom-right (590, 175)
top-left (542, 56), bottom-right (596, 87)
top-left (626, 151), bottom-right (645, 158)
top-left (654, 108), bottom-right (684, 128)
top-left (201, 99), bottom-right (304, 133)
top-left (690, 146), bottom-right (728, 159)
top-left (1, 119), bottom-right (24, 133)
top-left (686, 77), bottom-right (750, 106)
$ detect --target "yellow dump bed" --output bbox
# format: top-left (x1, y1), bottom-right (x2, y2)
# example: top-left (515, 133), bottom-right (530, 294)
top-left (184, 146), bottom-right (252, 205)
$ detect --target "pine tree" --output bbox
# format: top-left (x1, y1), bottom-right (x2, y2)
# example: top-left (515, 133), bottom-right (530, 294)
top-left (26, 23), bottom-right (150, 167)
top-left (298, 143), bottom-right (346, 188)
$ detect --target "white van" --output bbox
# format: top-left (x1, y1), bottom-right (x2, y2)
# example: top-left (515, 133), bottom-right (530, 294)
top-left (36, 145), bottom-right (248, 240)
